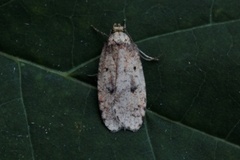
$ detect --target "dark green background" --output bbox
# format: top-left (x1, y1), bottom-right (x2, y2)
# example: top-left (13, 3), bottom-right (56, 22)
top-left (0, 0), bottom-right (240, 159)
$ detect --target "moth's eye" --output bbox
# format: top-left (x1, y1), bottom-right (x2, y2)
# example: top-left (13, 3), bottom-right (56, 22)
top-left (133, 66), bottom-right (136, 71)
top-left (105, 68), bottom-right (109, 71)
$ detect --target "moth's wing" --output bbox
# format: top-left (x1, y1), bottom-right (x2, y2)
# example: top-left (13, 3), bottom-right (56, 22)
top-left (98, 44), bottom-right (122, 132)
top-left (98, 43), bottom-right (146, 132)
top-left (113, 44), bottom-right (146, 131)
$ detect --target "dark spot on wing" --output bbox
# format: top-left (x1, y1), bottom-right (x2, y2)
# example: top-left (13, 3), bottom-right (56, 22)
top-left (130, 86), bottom-right (137, 93)
top-left (107, 87), bottom-right (115, 94)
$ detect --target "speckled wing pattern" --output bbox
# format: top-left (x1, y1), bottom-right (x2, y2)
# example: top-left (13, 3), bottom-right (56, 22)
top-left (98, 29), bottom-right (146, 132)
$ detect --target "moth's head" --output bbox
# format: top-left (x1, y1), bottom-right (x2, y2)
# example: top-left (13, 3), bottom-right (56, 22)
top-left (112, 23), bottom-right (125, 33)
top-left (108, 22), bottom-right (130, 45)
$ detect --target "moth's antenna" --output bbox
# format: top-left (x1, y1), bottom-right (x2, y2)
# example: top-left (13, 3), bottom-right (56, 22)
top-left (91, 25), bottom-right (108, 37)
top-left (123, 19), bottom-right (127, 31)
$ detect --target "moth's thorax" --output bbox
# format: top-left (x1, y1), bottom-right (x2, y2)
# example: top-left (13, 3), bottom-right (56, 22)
top-left (108, 32), bottom-right (131, 45)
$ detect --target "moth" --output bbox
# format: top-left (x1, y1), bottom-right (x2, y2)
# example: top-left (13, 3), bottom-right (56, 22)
top-left (94, 21), bottom-right (158, 132)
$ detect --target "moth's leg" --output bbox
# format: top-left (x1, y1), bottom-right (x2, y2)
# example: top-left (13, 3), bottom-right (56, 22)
top-left (87, 73), bottom-right (97, 77)
top-left (138, 49), bottom-right (159, 61)
top-left (91, 25), bottom-right (108, 37)
top-left (121, 19), bottom-right (158, 61)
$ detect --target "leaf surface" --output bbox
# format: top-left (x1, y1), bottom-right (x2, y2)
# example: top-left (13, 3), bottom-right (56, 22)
top-left (0, 0), bottom-right (240, 159)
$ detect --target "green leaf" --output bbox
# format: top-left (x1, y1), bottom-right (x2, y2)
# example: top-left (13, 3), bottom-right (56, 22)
top-left (1, 0), bottom-right (240, 159)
